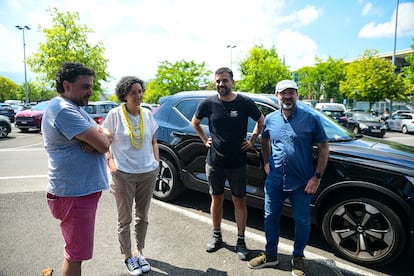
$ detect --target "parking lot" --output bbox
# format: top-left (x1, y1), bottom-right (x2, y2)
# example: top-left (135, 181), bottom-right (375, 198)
top-left (0, 127), bottom-right (412, 275)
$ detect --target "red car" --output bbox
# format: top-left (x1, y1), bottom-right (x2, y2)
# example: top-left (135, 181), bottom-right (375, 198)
top-left (15, 101), bottom-right (50, 132)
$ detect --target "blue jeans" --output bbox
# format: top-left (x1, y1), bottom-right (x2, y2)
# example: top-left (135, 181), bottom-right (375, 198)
top-left (264, 177), bottom-right (311, 257)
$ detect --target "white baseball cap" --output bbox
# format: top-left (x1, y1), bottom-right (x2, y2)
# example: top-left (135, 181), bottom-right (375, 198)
top-left (275, 80), bottom-right (298, 93)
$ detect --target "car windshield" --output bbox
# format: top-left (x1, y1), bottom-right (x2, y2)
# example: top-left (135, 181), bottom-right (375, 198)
top-left (322, 110), bottom-right (343, 117)
top-left (297, 102), bottom-right (354, 142)
top-left (352, 112), bottom-right (378, 121)
top-left (0, 104), bottom-right (12, 110)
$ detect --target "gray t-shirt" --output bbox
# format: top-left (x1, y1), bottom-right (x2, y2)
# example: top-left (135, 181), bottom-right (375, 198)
top-left (42, 97), bottom-right (109, 196)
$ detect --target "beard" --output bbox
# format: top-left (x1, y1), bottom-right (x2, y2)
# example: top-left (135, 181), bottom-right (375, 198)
top-left (217, 86), bottom-right (231, 96)
top-left (74, 95), bottom-right (90, 106)
top-left (281, 101), bottom-right (296, 110)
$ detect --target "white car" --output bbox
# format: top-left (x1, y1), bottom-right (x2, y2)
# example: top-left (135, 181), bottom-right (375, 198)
top-left (386, 112), bottom-right (414, 134)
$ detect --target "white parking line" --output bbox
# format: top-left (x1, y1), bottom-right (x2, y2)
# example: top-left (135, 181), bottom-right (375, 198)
top-left (153, 198), bottom-right (378, 276)
top-left (0, 143), bottom-right (44, 152)
top-left (0, 175), bottom-right (47, 180)
top-left (0, 173), bottom-right (379, 275)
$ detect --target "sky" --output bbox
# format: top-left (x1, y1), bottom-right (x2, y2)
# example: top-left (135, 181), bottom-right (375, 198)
top-left (1, 0), bottom-right (414, 93)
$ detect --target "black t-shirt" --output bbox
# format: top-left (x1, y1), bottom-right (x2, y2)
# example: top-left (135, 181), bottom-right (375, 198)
top-left (195, 93), bottom-right (261, 168)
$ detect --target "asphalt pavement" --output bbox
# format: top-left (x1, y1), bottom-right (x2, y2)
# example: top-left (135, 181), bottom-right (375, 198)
top-left (1, 130), bottom-right (410, 275)
top-left (0, 189), bottom-right (384, 276)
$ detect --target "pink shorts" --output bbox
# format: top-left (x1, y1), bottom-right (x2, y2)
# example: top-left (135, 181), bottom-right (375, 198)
top-left (47, 192), bottom-right (102, 261)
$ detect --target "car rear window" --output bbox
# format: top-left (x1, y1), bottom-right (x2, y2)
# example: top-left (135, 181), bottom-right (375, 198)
top-left (83, 105), bottom-right (97, 114)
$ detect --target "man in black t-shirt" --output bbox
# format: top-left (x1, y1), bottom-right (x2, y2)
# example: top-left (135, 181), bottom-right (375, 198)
top-left (192, 67), bottom-right (264, 260)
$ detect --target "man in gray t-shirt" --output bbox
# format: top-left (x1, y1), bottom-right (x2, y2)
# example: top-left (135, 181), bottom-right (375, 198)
top-left (42, 62), bottom-right (112, 275)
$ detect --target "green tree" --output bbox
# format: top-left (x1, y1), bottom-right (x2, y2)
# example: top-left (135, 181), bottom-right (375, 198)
top-left (403, 37), bottom-right (414, 86)
top-left (296, 57), bottom-right (345, 103)
top-left (107, 94), bottom-right (119, 103)
top-left (340, 50), bottom-right (408, 109)
top-left (15, 81), bottom-right (55, 102)
top-left (314, 57), bottom-right (346, 103)
top-left (143, 60), bottom-right (211, 103)
top-left (0, 76), bottom-right (20, 101)
top-left (26, 7), bottom-right (109, 100)
top-left (236, 46), bottom-right (291, 93)
top-left (295, 66), bottom-right (319, 100)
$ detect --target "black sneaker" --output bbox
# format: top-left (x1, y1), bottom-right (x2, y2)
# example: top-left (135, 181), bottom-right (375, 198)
top-left (235, 239), bottom-right (249, 260)
top-left (125, 257), bottom-right (142, 276)
top-left (206, 235), bottom-right (223, 252)
top-left (291, 255), bottom-right (306, 276)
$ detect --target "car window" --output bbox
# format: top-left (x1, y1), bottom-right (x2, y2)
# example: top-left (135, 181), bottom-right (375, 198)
top-left (247, 102), bottom-right (276, 133)
top-left (175, 99), bottom-right (208, 125)
top-left (83, 105), bottom-right (96, 114)
top-left (102, 104), bottom-right (114, 113)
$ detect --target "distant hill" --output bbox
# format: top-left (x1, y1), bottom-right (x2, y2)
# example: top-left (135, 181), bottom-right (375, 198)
top-left (0, 71), bottom-right (24, 84)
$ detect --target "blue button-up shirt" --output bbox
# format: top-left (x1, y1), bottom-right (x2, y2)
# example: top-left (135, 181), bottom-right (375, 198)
top-left (262, 106), bottom-right (327, 191)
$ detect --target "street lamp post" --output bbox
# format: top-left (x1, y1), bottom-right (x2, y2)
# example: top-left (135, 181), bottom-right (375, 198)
top-left (392, 0), bottom-right (399, 66)
top-left (227, 45), bottom-right (236, 70)
top-left (15, 25), bottom-right (31, 106)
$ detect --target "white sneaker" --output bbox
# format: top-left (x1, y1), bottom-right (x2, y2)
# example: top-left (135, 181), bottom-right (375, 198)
top-left (125, 257), bottom-right (142, 275)
top-left (136, 255), bottom-right (151, 273)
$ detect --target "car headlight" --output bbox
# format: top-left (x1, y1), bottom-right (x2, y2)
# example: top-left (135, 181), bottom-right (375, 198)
top-left (359, 123), bottom-right (368, 129)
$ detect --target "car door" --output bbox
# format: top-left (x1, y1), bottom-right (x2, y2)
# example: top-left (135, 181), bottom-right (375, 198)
top-left (170, 98), bottom-right (276, 200)
top-left (388, 114), bottom-right (401, 131)
top-left (245, 102), bottom-right (276, 198)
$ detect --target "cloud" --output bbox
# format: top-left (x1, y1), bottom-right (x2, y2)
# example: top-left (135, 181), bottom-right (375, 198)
top-left (362, 2), bottom-right (372, 16)
top-left (275, 29), bottom-right (318, 71)
top-left (274, 5), bottom-right (321, 28)
top-left (358, 2), bottom-right (414, 38)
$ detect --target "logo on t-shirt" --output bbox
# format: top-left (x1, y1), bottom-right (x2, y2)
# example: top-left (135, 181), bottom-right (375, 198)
top-left (230, 110), bottom-right (238, 117)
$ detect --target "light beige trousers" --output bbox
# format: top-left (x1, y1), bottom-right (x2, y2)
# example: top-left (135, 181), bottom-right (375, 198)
top-left (111, 168), bottom-right (158, 255)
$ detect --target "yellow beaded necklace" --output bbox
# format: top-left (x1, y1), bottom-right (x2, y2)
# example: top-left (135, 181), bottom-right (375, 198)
top-left (122, 104), bottom-right (144, 149)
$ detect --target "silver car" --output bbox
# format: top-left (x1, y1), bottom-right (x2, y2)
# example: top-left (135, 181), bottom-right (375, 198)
top-left (386, 112), bottom-right (414, 134)
top-left (81, 101), bottom-right (118, 125)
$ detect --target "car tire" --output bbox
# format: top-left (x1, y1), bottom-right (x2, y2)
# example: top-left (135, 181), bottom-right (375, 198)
top-left (153, 155), bottom-right (185, 201)
top-left (0, 123), bottom-right (9, 138)
top-left (401, 125), bottom-right (408, 134)
top-left (322, 194), bottom-right (405, 266)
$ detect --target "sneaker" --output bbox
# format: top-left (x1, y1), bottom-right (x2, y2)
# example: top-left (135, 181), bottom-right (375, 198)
top-left (247, 253), bottom-right (279, 269)
top-left (235, 239), bottom-right (249, 260)
top-left (136, 255), bottom-right (151, 273)
top-left (205, 235), bottom-right (223, 252)
top-left (125, 257), bottom-right (142, 276)
top-left (291, 256), bottom-right (306, 276)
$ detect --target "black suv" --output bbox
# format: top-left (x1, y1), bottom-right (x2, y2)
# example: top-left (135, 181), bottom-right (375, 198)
top-left (153, 90), bottom-right (414, 267)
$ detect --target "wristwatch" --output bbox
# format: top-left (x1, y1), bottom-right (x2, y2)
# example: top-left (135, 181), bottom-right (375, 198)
top-left (313, 172), bottom-right (322, 179)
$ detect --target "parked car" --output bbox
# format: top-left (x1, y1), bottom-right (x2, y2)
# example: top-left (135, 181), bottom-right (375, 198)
top-left (0, 115), bottom-right (12, 138)
top-left (0, 103), bottom-right (16, 123)
top-left (81, 101), bottom-right (118, 124)
top-left (4, 100), bottom-right (25, 114)
top-left (340, 111), bottom-right (386, 138)
top-left (386, 112), bottom-right (414, 134)
top-left (141, 103), bottom-right (159, 112)
top-left (381, 109), bottom-right (414, 122)
top-left (14, 101), bottom-right (50, 132)
top-left (315, 102), bottom-right (346, 123)
top-left (153, 90), bottom-right (414, 267)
